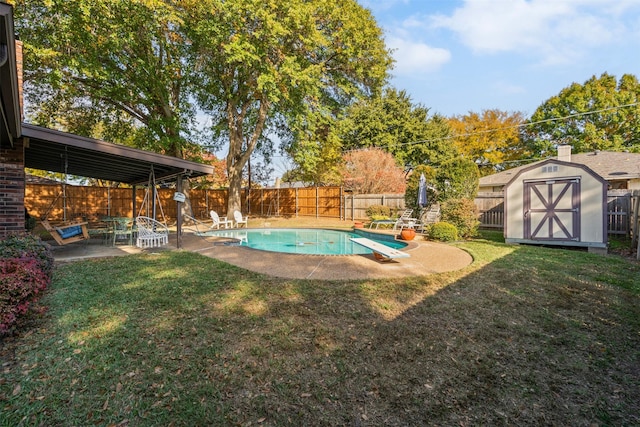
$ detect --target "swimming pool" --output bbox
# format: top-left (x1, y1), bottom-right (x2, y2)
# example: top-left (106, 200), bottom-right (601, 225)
top-left (199, 228), bottom-right (407, 255)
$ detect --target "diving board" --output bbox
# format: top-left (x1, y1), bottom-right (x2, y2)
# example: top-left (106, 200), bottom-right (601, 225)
top-left (350, 237), bottom-right (410, 262)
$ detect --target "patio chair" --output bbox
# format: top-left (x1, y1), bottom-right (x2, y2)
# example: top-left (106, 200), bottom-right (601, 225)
top-left (233, 210), bottom-right (248, 228)
top-left (40, 219), bottom-right (90, 246)
top-left (135, 216), bottom-right (169, 248)
top-left (393, 209), bottom-right (414, 230)
top-left (111, 217), bottom-right (135, 247)
top-left (210, 210), bottom-right (232, 229)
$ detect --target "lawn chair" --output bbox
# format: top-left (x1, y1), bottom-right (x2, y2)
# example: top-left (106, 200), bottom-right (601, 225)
top-left (393, 209), bottom-right (414, 230)
top-left (111, 217), bottom-right (135, 247)
top-left (233, 210), bottom-right (248, 228)
top-left (210, 211), bottom-right (232, 229)
top-left (135, 216), bottom-right (169, 248)
top-left (40, 219), bottom-right (90, 246)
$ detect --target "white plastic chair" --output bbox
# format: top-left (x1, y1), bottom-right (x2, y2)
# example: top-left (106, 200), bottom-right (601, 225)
top-left (210, 211), bottom-right (232, 229)
top-left (135, 216), bottom-right (169, 248)
top-left (233, 210), bottom-right (248, 228)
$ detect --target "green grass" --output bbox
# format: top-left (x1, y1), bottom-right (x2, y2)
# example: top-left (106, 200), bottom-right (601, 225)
top-left (1, 240), bottom-right (639, 426)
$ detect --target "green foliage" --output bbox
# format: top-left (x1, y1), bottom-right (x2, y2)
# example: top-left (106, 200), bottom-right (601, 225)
top-left (0, 234), bottom-right (54, 276)
top-left (426, 221), bottom-right (459, 242)
top-left (0, 234), bottom-right (54, 334)
top-left (440, 198), bottom-right (480, 238)
top-left (524, 73), bottom-right (640, 156)
top-left (365, 205), bottom-right (391, 220)
top-left (185, 0), bottom-right (392, 213)
top-left (404, 164), bottom-right (436, 212)
top-left (15, 0), bottom-right (194, 157)
top-left (434, 157), bottom-right (479, 202)
top-left (334, 88), bottom-right (457, 167)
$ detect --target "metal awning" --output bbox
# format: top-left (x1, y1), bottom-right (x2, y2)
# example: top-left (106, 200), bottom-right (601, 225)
top-left (23, 123), bottom-right (214, 185)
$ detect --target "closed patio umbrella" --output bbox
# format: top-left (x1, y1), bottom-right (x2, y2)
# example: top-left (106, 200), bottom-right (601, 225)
top-left (418, 173), bottom-right (427, 208)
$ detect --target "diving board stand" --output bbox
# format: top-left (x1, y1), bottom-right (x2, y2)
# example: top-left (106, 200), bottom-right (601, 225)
top-left (350, 237), bottom-right (410, 262)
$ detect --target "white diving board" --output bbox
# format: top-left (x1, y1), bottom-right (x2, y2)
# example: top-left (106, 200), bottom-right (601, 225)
top-left (350, 237), bottom-right (410, 262)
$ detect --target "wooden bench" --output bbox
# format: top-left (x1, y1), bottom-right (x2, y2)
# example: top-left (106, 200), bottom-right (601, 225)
top-left (350, 237), bottom-right (410, 262)
top-left (40, 220), bottom-right (90, 245)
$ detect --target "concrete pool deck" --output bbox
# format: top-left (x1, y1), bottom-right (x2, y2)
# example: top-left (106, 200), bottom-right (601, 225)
top-left (179, 232), bottom-right (473, 280)
top-left (50, 229), bottom-right (474, 280)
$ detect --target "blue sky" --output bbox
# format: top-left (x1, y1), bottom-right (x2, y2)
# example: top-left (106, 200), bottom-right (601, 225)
top-left (361, 0), bottom-right (640, 117)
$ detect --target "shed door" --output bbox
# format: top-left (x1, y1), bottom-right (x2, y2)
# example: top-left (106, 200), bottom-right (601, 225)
top-left (523, 178), bottom-right (580, 241)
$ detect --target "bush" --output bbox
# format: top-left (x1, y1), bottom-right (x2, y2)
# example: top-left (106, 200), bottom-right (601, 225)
top-left (0, 257), bottom-right (50, 334)
top-left (427, 222), bottom-right (459, 242)
top-left (440, 198), bottom-right (480, 238)
top-left (0, 234), bottom-right (54, 276)
top-left (0, 234), bottom-right (54, 334)
top-left (365, 204), bottom-right (391, 219)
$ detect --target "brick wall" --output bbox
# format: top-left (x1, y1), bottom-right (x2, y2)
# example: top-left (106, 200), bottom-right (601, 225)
top-left (0, 138), bottom-right (26, 237)
top-left (0, 40), bottom-right (26, 238)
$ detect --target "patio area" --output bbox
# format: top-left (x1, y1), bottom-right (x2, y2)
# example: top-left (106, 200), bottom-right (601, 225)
top-left (48, 218), bottom-right (474, 280)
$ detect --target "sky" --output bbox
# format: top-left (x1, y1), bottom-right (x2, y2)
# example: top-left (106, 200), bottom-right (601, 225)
top-left (360, 0), bottom-right (640, 117)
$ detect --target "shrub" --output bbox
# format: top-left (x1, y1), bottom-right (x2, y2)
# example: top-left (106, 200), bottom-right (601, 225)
top-left (0, 234), bottom-right (54, 334)
top-left (440, 198), bottom-right (480, 238)
top-left (434, 157), bottom-right (479, 202)
top-left (0, 234), bottom-right (54, 276)
top-left (0, 257), bottom-right (50, 334)
top-left (427, 222), bottom-right (459, 242)
top-left (365, 204), bottom-right (391, 219)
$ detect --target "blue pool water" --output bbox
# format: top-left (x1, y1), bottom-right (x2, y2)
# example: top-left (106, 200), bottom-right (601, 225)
top-left (199, 228), bottom-right (407, 255)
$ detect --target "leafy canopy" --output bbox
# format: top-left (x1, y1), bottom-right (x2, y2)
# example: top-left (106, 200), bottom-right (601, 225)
top-left (524, 73), bottom-right (640, 156)
top-left (448, 109), bottom-right (529, 176)
top-left (15, 0), bottom-right (391, 216)
top-left (335, 88), bottom-right (456, 167)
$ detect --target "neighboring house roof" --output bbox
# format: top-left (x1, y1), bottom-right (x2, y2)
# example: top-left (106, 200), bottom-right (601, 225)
top-left (479, 151), bottom-right (640, 187)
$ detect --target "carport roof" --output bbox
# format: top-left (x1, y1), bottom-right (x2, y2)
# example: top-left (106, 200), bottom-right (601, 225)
top-left (23, 123), bottom-right (214, 185)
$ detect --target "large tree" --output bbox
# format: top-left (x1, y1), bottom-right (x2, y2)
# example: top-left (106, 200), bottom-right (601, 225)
top-left (183, 0), bottom-right (391, 216)
top-left (524, 73), bottom-right (640, 157)
top-left (15, 0), bottom-right (391, 217)
top-left (334, 88), bottom-right (456, 168)
top-left (448, 109), bottom-right (528, 176)
top-left (14, 0), bottom-right (196, 158)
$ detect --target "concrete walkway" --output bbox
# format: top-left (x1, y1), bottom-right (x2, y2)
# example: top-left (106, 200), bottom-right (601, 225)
top-left (50, 231), bottom-right (474, 281)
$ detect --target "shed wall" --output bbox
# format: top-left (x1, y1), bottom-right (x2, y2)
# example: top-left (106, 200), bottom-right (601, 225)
top-left (505, 162), bottom-right (606, 246)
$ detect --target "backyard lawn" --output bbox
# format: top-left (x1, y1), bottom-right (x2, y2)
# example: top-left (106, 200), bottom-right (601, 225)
top-left (1, 233), bottom-right (639, 426)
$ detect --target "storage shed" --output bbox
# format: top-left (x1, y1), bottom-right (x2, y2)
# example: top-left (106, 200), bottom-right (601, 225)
top-left (504, 157), bottom-right (608, 254)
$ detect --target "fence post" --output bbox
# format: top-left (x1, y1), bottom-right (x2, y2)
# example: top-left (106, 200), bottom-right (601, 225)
top-left (295, 188), bottom-right (298, 218)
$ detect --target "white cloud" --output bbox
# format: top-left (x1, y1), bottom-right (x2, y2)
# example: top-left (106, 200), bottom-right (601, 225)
top-left (386, 35), bottom-right (451, 75)
top-left (430, 0), bottom-right (638, 65)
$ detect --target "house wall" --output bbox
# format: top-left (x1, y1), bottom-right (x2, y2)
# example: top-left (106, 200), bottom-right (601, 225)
top-left (0, 41), bottom-right (25, 238)
top-left (505, 161), bottom-right (607, 247)
top-left (0, 138), bottom-right (26, 237)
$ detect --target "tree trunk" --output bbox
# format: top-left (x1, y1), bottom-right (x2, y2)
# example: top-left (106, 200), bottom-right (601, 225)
top-left (227, 163), bottom-right (244, 218)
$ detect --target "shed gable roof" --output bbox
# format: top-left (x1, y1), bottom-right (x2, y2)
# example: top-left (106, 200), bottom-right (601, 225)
top-left (503, 158), bottom-right (608, 190)
top-left (480, 151), bottom-right (640, 187)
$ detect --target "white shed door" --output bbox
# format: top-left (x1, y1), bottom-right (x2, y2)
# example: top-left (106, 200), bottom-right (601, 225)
top-left (523, 179), bottom-right (580, 241)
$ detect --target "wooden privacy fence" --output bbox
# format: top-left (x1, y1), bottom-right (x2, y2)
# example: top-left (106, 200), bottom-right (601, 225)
top-left (474, 190), bottom-right (640, 237)
top-left (25, 184), bottom-right (355, 223)
top-left (342, 193), bottom-right (406, 220)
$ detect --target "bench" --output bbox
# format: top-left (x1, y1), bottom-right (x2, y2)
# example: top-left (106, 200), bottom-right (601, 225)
top-left (350, 237), bottom-right (410, 262)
